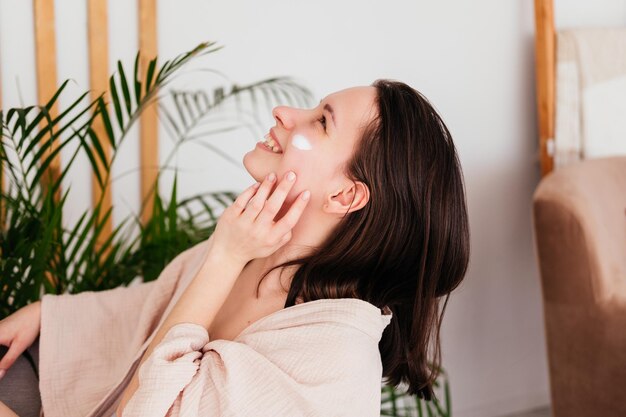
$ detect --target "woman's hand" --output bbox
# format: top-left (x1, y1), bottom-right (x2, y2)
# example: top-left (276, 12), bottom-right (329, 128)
top-left (210, 171), bottom-right (310, 265)
top-left (0, 301), bottom-right (41, 379)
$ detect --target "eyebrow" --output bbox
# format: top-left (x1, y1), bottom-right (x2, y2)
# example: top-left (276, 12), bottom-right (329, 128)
top-left (319, 100), bottom-right (337, 129)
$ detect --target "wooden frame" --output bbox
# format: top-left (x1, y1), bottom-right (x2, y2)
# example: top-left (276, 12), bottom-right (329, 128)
top-left (8, 0), bottom-right (160, 241)
top-left (534, 0), bottom-right (556, 177)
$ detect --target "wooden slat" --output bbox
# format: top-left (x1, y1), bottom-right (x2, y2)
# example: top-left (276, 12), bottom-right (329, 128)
top-left (33, 0), bottom-right (61, 289)
top-left (138, 0), bottom-right (158, 225)
top-left (87, 0), bottom-right (113, 242)
top-left (534, 0), bottom-right (556, 177)
top-left (33, 0), bottom-right (62, 200)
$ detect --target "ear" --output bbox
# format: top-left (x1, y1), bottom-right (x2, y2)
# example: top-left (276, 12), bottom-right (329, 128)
top-left (322, 180), bottom-right (370, 215)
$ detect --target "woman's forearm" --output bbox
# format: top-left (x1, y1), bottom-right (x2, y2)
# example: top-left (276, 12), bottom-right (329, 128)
top-left (116, 245), bottom-right (247, 416)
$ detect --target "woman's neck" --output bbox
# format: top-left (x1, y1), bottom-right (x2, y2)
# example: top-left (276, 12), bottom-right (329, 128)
top-left (242, 195), bottom-right (344, 297)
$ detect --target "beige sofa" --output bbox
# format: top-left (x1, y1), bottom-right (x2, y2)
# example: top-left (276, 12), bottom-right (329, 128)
top-left (532, 156), bottom-right (626, 417)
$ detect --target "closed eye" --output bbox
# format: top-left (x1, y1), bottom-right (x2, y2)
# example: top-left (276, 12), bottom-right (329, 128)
top-left (318, 115), bottom-right (327, 131)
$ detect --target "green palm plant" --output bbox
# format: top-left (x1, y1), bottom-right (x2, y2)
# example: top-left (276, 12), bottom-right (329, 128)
top-left (0, 41), bottom-right (451, 416)
top-left (381, 369), bottom-right (451, 417)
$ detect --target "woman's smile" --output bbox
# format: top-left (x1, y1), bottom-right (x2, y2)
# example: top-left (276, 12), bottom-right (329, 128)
top-left (256, 140), bottom-right (283, 154)
top-left (256, 130), bottom-right (284, 154)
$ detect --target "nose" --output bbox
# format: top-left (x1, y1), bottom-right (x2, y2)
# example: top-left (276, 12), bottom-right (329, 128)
top-left (272, 106), bottom-right (297, 130)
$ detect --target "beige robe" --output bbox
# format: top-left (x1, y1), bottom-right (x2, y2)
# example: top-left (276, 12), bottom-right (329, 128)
top-left (38, 238), bottom-right (393, 417)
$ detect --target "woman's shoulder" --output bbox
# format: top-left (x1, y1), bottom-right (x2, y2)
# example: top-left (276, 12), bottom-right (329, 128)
top-left (234, 297), bottom-right (391, 350)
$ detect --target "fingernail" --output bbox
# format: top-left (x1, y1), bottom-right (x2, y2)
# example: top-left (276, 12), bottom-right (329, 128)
top-left (286, 171), bottom-right (296, 182)
top-left (267, 172), bottom-right (276, 182)
top-left (302, 190), bottom-right (310, 201)
top-left (0, 369), bottom-right (5, 380)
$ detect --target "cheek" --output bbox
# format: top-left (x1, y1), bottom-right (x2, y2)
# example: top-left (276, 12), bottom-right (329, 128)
top-left (279, 149), bottom-right (333, 198)
top-left (278, 133), bottom-right (315, 171)
top-left (292, 134), bottom-right (313, 151)
top-left (281, 134), bottom-right (317, 169)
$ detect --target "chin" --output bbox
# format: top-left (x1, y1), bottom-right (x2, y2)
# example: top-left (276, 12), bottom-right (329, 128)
top-left (242, 149), bottom-right (272, 182)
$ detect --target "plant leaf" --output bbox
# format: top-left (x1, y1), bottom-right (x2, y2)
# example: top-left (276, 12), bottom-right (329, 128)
top-left (133, 51), bottom-right (142, 105)
top-left (109, 74), bottom-right (125, 131)
top-left (117, 60), bottom-right (133, 116)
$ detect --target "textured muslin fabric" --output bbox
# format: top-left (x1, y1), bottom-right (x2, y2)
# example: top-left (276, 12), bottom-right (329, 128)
top-left (554, 28), bottom-right (626, 168)
top-left (39, 239), bottom-right (210, 417)
top-left (38, 237), bottom-right (393, 417)
top-left (122, 299), bottom-right (392, 417)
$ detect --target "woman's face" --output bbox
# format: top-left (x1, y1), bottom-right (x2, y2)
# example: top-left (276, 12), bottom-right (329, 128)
top-left (243, 86), bottom-right (378, 214)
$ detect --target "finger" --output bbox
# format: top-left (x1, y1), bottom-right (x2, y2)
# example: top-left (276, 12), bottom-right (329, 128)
top-left (231, 181), bottom-right (261, 216)
top-left (241, 172), bottom-right (276, 221)
top-left (271, 189), bottom-right (310, 240)
top-left (0, 342), bottom-right (22, 372)
top-left (256, 171), bottom-right (297, 225)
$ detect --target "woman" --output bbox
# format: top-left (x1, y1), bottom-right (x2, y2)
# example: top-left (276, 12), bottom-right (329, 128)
top-left (0, 79), bottom-right (470, 417)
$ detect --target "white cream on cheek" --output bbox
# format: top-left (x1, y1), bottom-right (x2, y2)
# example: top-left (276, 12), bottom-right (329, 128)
top-left (292, 133), bottom-right (313, 151)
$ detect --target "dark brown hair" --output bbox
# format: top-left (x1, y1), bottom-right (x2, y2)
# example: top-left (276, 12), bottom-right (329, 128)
top-left (255, 79), bottom-right (470, 400)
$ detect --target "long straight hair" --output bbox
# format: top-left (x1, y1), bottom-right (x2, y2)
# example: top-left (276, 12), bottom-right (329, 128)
top-left (255, 79), bottom-right (470, 400)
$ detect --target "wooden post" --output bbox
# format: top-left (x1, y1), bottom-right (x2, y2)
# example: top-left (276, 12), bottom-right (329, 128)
top-left (138, 0), bottom-right (158, 225)
top-left (33, 0), bottom-right (61, 289)
top-left (534, 0), bottom-right (556, 177)
top-left (87, 0), bottom-right (113, 242)
top-left (33, 0), bottom-right (62, 200)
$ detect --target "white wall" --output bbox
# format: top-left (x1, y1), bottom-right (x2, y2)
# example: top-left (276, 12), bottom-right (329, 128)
top-left (2, 1), bottom-right (625, 416)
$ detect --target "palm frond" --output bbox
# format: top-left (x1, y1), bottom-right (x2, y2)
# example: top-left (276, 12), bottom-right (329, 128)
top-left (380, 370), bottom-right (452, 417)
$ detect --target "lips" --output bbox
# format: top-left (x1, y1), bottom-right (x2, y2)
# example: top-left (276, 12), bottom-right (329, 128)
top-left (269, 128), bottom-right (284, 153)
